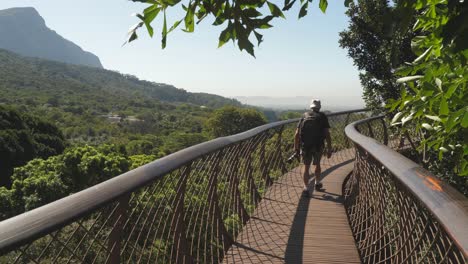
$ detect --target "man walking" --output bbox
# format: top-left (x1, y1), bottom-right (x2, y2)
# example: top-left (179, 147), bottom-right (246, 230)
top-left (294, 99), bottom-right (332, 197)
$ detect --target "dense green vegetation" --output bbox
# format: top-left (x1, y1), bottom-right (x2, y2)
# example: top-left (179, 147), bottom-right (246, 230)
top-left (1, 144), bottom-right (149, 220)
top-left (0, 105), bottom-right (271, 221)
top-left (0, 49), bottom-right (282, 220)
top-left (339, 0), bottom-right (415, 110)
top-left (0, 105), bottom-right (65, 187)
top-left (340, 0), bottom-right (467, 191)
top-left (206, 106), bottom-right (267, 137)
top-left (0, 48), bottom-right (240, 147)
top-left (389, 1), bottom-right (467, 177)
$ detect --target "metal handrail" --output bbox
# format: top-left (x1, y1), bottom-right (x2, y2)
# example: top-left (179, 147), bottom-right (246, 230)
top-left (0, 109), bottom-right (367, 257)
top-left (345, 115), bottom-right (468, 260)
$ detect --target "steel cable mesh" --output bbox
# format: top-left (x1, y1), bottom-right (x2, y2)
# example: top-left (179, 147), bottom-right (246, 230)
top-left (344, 117), bottom-right (466, 264)
top-left (0, 125), bottom-right (295, 264)
top-left (0, 111), bottom-right (367, 263)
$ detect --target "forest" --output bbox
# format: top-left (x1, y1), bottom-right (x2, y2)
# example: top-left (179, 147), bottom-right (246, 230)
top-left (0, 49), bottom-right (286, 221)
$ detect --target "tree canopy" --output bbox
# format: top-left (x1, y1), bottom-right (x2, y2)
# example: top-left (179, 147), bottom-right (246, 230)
top-left (339, 0), bottom-right (415, 110)
top-left (206, 106), bottom-right (267, 137)
top-left (0, 105), bottom-right (66, 187)
top-left (0, 144), bottom-right (159, 220)
top-left (128, 0), bottom-right (341, 56)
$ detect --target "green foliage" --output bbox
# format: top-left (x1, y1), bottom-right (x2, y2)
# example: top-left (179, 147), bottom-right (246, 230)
top-left (389, 0), bottom-right (468, 176)
top-left (206, 106), bottom-right (267, 137)
top-left (162, 132), bottom-right (208, 154)
top-left (279, 111), bottom-right (303, 120)
top-left (0, 105), bottom-right (66, 187)
top-left (127, 139), bottom-right (157, 155)
top-left (0, 145), bottom-right (135, 220)
top-left (0, 187), bottom-right (14, 219)
top-left (0, 49), bottom-right (241, 150)
top-left (339, 0), bottom-right (415, 110)
top-left (11, 158), bottom-right (70, 212)
top-left (129, 154), bottom-right (158, 170)
top-left (129, 0), bottom-right (334, 56)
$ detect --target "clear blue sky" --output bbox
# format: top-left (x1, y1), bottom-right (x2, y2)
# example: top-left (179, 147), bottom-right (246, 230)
top-left (0, 0), bottom-right (364, 107)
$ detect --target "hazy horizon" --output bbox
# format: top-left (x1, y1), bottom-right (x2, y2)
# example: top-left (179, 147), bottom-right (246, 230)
top-left (234, 95), bottom-right (364, 111)
top-left (0, 1), bottom-right (365, 107)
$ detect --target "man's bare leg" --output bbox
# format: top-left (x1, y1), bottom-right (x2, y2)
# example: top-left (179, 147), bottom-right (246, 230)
top-left (303, 164), bottom-right (311, 191)
top-left (314, 163), bottom-right (322, 188)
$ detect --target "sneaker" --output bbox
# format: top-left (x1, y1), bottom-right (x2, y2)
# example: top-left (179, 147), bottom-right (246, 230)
top-left (315, 182), bottom-right (323, 190)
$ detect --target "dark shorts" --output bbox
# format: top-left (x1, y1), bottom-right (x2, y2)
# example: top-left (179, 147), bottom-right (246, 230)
top-left (301, 145), bottom-right (323, 166)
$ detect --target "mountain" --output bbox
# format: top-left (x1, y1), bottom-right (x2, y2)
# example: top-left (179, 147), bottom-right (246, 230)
top-left (0, 7), bottom-right (103, 68)
top-left (0, 48), bottom-right (240, 108)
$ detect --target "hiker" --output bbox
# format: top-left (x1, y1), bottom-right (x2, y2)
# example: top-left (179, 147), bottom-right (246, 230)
top-left (294, 99), bottom-right (332, 197)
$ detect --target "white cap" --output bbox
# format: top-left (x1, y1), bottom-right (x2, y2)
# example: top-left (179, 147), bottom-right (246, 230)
top-left (310, 99), bottom-right (321, 110)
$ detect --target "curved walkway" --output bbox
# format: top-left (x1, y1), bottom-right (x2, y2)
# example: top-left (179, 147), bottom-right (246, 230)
top-left (223, 153), bottom-right (361, 263)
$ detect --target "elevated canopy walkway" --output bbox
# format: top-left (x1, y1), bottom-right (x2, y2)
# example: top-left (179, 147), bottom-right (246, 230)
top-left (223, 151), bottom-right (360, 263)
top-left (0, 109), bottom-right (467, 264)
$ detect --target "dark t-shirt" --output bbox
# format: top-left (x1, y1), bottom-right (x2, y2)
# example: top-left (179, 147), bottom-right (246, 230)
top-left (297, 111), bottom-right (330, 146)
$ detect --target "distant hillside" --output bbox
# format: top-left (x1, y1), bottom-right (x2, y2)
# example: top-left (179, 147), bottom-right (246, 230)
top-left (0, 7), bottom-right (103, 68)
top-left (0, 48), bottom-right (241, 144)
top-left (0, 49), bottom-right (240, 108)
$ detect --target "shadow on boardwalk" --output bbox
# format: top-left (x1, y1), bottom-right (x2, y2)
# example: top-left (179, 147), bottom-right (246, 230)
top-left (223, 152), bottom-right (360, 264)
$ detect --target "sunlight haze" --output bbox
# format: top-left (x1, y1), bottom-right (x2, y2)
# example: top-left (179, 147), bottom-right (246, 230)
top-left (0, 0), bottom-right (364, 109)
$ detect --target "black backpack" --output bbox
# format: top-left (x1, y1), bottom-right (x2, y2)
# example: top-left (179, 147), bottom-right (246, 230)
top-left (300, 111), bottom-right (324, 147)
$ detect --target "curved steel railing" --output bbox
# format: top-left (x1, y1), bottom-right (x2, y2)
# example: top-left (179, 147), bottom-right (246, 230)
top-left (344, 116), bottom-right (468, 263)
top-left (0, 109), bottom-right (368, 263)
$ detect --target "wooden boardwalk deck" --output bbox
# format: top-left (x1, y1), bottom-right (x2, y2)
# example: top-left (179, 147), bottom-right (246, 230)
top-left (223, 151), bottom-right (361, 263)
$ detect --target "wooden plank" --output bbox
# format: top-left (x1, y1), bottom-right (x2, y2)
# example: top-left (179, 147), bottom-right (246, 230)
top-left (223, 152), bottom-right (361, 263)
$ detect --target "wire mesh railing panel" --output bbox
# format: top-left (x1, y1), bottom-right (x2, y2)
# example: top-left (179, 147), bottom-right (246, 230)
top-left (344, 116), bottom-right (467, 264)
top-left (0, 109), bottom-right (368, 263)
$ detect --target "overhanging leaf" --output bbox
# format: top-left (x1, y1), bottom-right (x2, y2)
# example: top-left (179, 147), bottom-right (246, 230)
top-left (162, 10), bottom-right (167, 49)
top-left (127, 32), bottom-right (138, 43)
top-left (183, 3), bottom-right (195, 32)
top-left (218, 22), bottom-right (234, 48)
top-left (319, 0), bottom-right (328, 13)
top-left (283, 0), bottom-right (297, 11)
top-left (298, 2), bottom-right (308, 18)
top-left (254, 31), bottom-right (263, 46)
top-left (168, 19), bottom-right (182, 34)
top-left (267, 2), bottom-right (285, 18)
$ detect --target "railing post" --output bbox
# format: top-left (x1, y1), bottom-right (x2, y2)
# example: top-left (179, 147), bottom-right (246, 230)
top-left (275, 126), bottom-right (288, 174)
top-left (344, 113), bottom-right (352, 147)
top-left (207, 151), bottom-right (233, 257)
top-left (107, 194), bottom-right (130, 264)
top-left (380, 118), bottom-right (389, 145)
top-left (366, 122), bottom-right (375, 138)
top-left (246, 140), bottom-right (261, 206)
top-left (170, 164), bottom-right (193, 264)
top-left (229, 149), bottom-right (250, 225)
top-left (260, 135), bottom-right (273, 187)
top-left (404, 131), bottom-right (422, 165)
